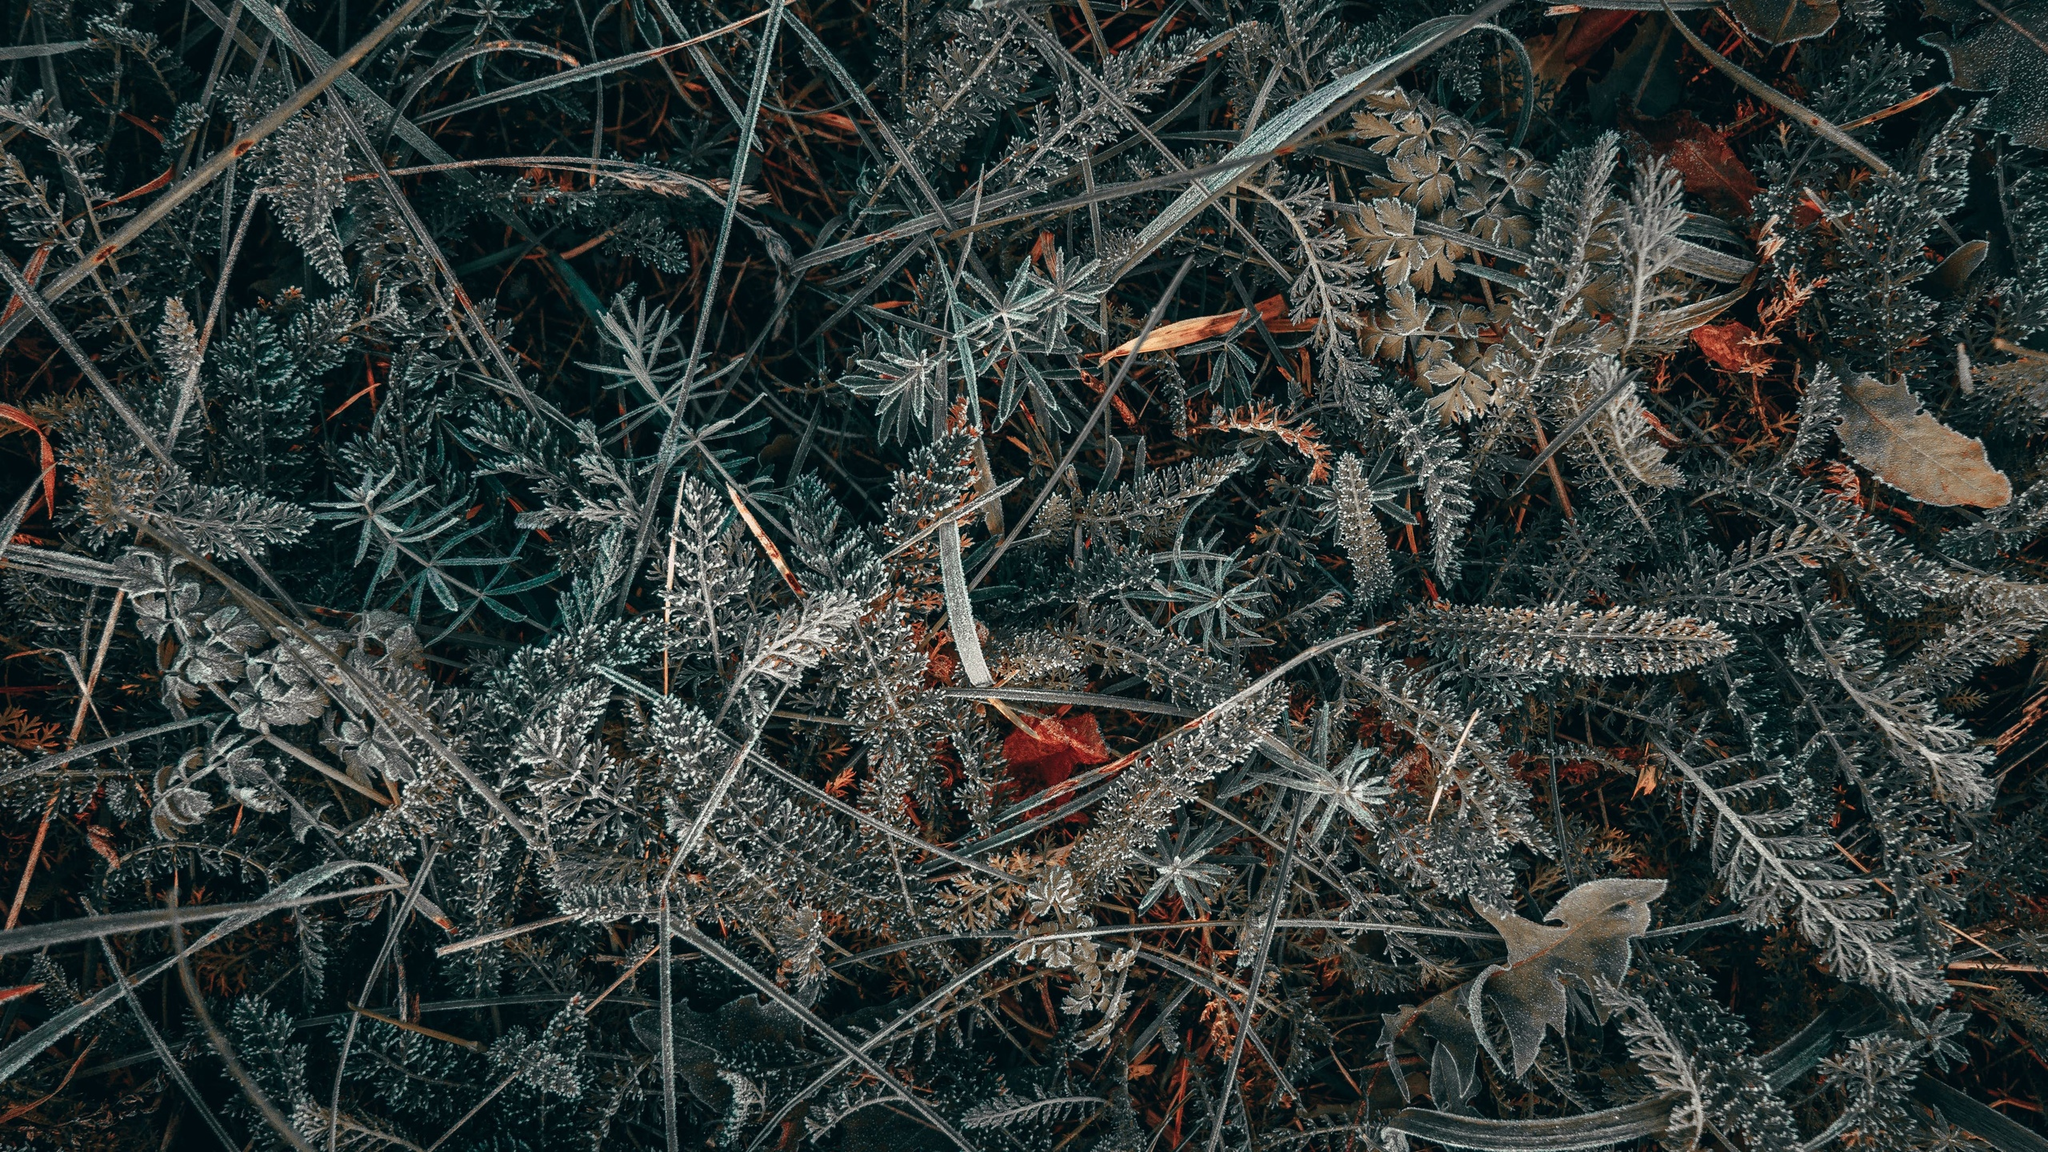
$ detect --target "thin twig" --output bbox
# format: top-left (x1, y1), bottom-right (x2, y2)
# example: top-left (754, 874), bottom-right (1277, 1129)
top-left (1659, 5), bottom-right (1898, 184)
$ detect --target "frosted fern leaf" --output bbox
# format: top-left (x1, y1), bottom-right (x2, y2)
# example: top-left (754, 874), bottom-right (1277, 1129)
top-left (1405, 602), bottom-right (1734, 675)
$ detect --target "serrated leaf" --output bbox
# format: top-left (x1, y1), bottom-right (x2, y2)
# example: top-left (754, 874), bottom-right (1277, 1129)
top-left (962, 1093), bottom-right (1107, 1130)
top-left (740, 592), bottom-right (861, 688)
top-left (1332, 454), bottom-right (1395, 605)
top-left (1404, 602), bottom-right (1733, 675)
top-left (1835, 373), bottom-right (2011, 508)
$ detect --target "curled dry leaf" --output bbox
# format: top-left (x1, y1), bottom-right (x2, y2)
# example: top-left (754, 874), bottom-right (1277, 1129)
top-left (1097, 296), bottom-right (1315, 361)
top-left (1836, 373), bottom-right (2012, 508)
top-left (1526, 11), bottom-right (1639, 94)
top-left (1930, 239), bottom-right (1990, 297)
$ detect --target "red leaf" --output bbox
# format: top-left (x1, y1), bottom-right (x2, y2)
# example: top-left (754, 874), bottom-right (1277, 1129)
top-left (1692, 322), bottom-right (1774, 374)
top-left (1003, 713), bottom-right (1111, 799)
top-left (1793, 190), bottom-right (1826, 229)
top-left (0, 984), bottom-right (43, 1006)
top-left (1641, 112), bottom-right (1761, 212)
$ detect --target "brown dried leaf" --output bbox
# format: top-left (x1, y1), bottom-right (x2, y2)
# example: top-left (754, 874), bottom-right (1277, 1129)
top-left (86, 826), bottom-right (121, 870)
top-left (1837, 373), bottom-right (2012, 508)
top-left (1097, 296), bottom-right (1312, 361)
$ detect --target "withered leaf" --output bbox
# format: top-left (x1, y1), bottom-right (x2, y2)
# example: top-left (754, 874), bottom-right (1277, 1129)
top-left (1930, 239), bottom-right (1990, 297)
top-left (1926, 3), bottom-right (2048, 148)
top-left (1836, 373), bottom-right (2012, 508)
top-left (1692, 321), bottom-right (1774, 374)
top-left (1642, 112), bottom-right (1762, 212)
top-left (1097, 296), bottom-right (1313, 361)
top-left (1469, 879), bottom-right (1666, 1076)
top-left (1380, 878), bottom-right (1667, 1107)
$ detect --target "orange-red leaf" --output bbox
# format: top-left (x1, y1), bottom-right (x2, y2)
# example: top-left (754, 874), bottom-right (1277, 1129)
top-left (0, 984), bottom-right (43, 1006)
top-left (823, 765), bottom-right (858, 799)
top-left (1692, 322), bottom-right (1774, 374)
top-left (104, 166), bottom-right (173, 207)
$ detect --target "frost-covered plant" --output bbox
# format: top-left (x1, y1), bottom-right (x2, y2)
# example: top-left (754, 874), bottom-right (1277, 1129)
top-left (2, 1), bottom-right (2045, 1150)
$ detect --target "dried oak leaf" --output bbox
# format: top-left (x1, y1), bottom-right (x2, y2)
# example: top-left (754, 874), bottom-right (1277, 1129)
top-left (1836, 373), bottom-right (2012, 507)
top-left (1728, 0), bottom-right (1840, 44)
top-left (1926, 3), bottom-right (2048, 148)
top-left (1380, 878), bottom-right (1667, 1106)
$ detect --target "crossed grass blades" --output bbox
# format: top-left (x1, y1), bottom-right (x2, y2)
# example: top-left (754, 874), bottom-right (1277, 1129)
top-left (3, 0), bottom-right (2048, 1149)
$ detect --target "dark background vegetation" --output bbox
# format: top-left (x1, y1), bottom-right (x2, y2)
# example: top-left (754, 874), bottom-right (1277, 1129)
top-left (2, 0), bottom-right (2048, 1148)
